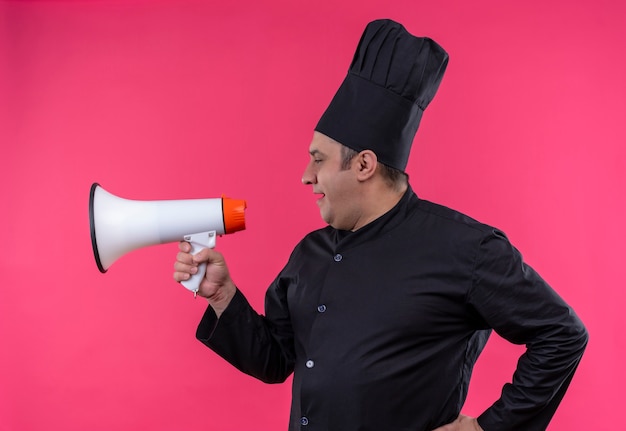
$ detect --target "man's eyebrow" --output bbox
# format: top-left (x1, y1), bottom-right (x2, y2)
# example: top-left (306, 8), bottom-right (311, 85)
top-left (309, 149), bottom-right (324, 156)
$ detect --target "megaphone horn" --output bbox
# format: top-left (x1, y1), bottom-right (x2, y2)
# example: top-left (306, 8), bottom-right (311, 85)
top-left (89, 183), bottom-right (246, 294)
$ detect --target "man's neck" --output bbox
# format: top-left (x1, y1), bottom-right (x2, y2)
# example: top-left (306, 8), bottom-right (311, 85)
top-left (350, 182), bottom-right (407, 231)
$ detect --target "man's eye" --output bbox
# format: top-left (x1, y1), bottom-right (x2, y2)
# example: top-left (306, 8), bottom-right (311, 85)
top-left (314, 159), bottom-right (323, 164)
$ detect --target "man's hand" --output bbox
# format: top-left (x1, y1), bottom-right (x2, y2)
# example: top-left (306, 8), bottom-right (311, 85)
top-left (173, 241), bottom-right (236, 318)
top-left (432, 414), bottom-right (484, 431)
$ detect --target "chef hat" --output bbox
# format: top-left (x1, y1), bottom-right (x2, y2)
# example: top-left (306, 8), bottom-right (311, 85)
top-left (315, 19), bottom-right (449, 171)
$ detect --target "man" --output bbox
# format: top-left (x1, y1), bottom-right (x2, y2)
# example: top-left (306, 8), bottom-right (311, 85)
top-left (174, 19), bottom-right (588, 430)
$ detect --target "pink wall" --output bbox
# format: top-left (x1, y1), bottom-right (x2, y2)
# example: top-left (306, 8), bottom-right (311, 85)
top-left (1, 0), bottom-right (624, 429)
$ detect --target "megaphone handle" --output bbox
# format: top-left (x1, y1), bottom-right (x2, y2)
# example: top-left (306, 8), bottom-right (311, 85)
top-left (181, 231), bottom-right (217, 295)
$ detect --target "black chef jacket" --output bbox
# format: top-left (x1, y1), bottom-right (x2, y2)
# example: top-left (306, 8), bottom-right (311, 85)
top-left (197, 186), bottom-right (588, 431)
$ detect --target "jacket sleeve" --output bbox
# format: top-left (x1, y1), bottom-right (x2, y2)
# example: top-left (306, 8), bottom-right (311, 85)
top-left (469, 229), bottom-right (588, 431)
top-left (196, 276), bottom-right (296, 384)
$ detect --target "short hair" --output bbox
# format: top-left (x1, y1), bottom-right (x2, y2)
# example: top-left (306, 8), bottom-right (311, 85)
top-left (340, 145), bottom-right (408, 191)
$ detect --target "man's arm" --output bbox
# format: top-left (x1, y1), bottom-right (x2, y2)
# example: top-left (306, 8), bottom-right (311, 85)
top-left (469, 230), bottom-right (588, 430)
top-left (196, 286), bottom-right (296, 384)
top-left (174, 241), bottom-right (296, 383)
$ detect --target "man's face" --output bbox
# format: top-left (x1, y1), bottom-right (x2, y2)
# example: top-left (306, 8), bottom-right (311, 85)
top-left (302, 132), bottom-right (362, 230)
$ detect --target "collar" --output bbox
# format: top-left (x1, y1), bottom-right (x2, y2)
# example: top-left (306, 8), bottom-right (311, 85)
top-left (331, 185), bottom-right (418, 249)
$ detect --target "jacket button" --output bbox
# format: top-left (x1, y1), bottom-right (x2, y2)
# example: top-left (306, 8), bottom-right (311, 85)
top-left (334, 253), bottom-right (343, 262)
top-left (317, 304), bottom-right (327, 313)
top-left (306, 360), bottom-right (315, 368)
top-left (300, 416), bottom-right (309, 426)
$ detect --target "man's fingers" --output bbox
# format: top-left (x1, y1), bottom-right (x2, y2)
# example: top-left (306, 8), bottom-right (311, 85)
top-left (173, 251), bottom-right (199, 283)
top-left (174, 260), bottom-right (198, 273)
top-left (173, 271), bottom-right (190, 282)
top-left (193, 247), bottom-right (224, 265)
top-left (430, 415), bottom-right (482, 431)
top-left (178, 241), bottom-right (191, 253)
top-left (176, 250), bottom-right (195, 265)
top-left (173, 245), bottom-right (229, 288)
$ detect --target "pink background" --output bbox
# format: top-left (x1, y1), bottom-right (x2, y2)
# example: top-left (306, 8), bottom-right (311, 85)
top-left (1, 0), bottom-right (624, 429)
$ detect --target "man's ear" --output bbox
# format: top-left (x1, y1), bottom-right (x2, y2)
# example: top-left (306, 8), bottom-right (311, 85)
top-left (354, 150), bottom-right (378, 181)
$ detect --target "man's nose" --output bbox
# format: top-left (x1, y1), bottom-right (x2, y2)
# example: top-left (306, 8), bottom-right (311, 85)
top-left (302, 163), bottom-right (315, 185)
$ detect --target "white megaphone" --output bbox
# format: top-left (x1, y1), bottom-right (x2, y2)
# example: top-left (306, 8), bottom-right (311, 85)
top-left (89, 183), bottom-right (246, 295)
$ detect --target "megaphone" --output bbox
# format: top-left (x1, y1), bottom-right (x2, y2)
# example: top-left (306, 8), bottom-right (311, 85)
top-left (89, 183), bottom-right (246, 295)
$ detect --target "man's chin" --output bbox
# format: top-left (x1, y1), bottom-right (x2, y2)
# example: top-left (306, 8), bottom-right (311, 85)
top-left (319, 209), bottom-right (332, 226)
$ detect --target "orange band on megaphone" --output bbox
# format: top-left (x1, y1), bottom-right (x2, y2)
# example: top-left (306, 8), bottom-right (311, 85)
top-left (222, 197), bottom-right (247, 233)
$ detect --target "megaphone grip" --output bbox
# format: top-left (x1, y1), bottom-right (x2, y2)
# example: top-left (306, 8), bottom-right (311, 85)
top-left (181, 262), bottom-right (206, 295)
top-left (180, 231), bottom-right (217, 294)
